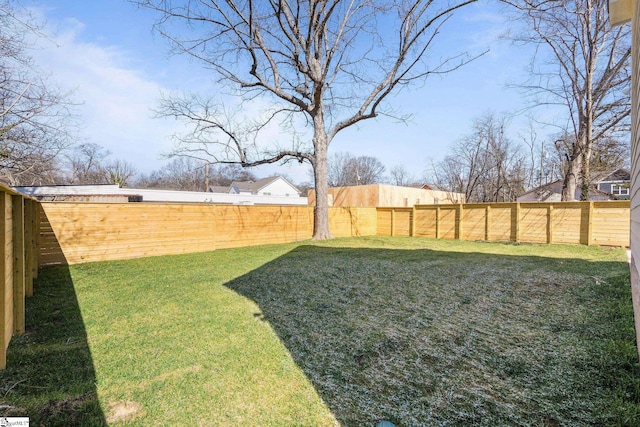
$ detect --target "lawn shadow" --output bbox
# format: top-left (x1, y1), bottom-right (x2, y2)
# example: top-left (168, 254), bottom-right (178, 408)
top-left (223, 244), bottom-right (637, 426)
top-left (0, 265), bottom-right (106, 426)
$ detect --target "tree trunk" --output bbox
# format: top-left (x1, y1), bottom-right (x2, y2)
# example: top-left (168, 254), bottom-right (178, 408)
top-left (580, 111), bottom-right (594, 201)
top-left (579, 147), bottom-right (592, 201)
top-left (312, 130), bottom-right (333, 240)
top-left (561, 154), bottom-right (582, 201)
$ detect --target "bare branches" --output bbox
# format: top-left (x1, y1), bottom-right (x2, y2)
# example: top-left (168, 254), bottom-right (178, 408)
top-left (504, 0), bottom-right (631, 200)
top-left (139, 0), bottom-right (480, 133)
top-left (429, 113), bottom-right (528, 202)
top-left (0, 0), bottom-right (76, 185)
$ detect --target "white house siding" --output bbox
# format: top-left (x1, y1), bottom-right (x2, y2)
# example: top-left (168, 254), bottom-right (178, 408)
top-left (257, 178), bottom-right (300, 196)
top-left (630, 0), bottom-right (640, 359)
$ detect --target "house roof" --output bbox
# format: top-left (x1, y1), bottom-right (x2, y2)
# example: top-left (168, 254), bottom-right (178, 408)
top-left (230, 176), bottom-right (300, 194)
top-left (209, 185), bottom-right (230, 194)
top-left (517, 179), bottom-right (614, 202)
top-left (597, 168), bottom-right (631, 182)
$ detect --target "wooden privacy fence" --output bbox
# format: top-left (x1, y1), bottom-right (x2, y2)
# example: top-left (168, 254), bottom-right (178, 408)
top-left (377, 201), bottom-right (630, 246)
top-left (39, 203), bottom-right (378, 265)
top-left (39, 201), bottom-right (631, 267)
top-left (0, 185), bottom-right (39, 369)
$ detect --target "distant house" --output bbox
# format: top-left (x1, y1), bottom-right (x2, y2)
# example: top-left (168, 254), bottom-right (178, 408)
top-left (517, 179), bottom-right (616, 202)
top-left (517, 169), bottom-right (631, 202)
top-left (596, 169), bottom-right (631, 200)
top-left (212, 176), bottom-right (301, 197)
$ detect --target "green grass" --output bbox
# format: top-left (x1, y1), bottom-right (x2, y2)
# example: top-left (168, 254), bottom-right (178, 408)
top-left (0, 236), bottom-right (638, 426)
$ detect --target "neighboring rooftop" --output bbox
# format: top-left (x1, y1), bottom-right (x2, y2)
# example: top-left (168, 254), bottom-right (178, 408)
top-left (517, 180), bottom-right (615, 202)
top-left (13, 184), bottom-right (308, 205)
top-left (213, 176), bottom-right (302, 197)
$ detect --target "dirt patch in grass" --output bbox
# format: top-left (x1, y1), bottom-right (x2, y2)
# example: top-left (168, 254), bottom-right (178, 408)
top-left (38, 392), bottom-right (97, 423)
top-left (106, 400), bottom-right (143, 423)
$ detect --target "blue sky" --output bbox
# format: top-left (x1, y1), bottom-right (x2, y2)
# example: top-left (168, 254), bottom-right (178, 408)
top-left (26, 0), bottom-right (554, 184)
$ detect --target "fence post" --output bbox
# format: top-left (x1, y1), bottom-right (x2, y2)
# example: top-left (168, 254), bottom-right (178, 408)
top-left (390, 209), bottom-right (395, 237)
top-left (587, 202), bottom-right (594, 246)
top-left (547, 205), bottom-right (554, 244)
top-left (11, 196), bottom-right (24, 335)
top-left (485, 205), bottom-right (491, 241)
top-left (411, 206), bottom-right (416, 237)
top-left (515, 203), bottom-right (521, 243)
top-left (436, 206), bottom-right (441, 239)
top-left (457, 204), bottom-right (463, 240)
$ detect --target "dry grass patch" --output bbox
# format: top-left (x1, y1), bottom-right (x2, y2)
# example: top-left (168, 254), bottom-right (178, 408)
top-left (106, 401), bottom-right (143, 423)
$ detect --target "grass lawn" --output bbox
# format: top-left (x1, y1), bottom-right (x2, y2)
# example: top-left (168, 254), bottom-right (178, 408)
top-left (0, 236), bottom-right (639, 426)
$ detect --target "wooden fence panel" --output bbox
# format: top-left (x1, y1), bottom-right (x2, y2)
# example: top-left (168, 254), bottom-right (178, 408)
top-left (377, 209), bottom-right (392, 236)
top-left (389, 208), bottom-right (412, 237)
top-left (592, 201), bottom-right (631, 246)
top-left (330, 207), bottom-right (377, 237)
top-left (489, 205), bottom-right (514, 241)
top-left (439, 207), bottom-right (457, 240)
top-left (41, 203), bottom-right (218, 263)
top-left (414, 207), bottom-right (437, 238)
top-left (519, 205), bottom-right (549, 244)
top-left (461, 206), bottom-right (486, 241)
top-left (38, 205), bottom-right (67, 266)
top-left (215, 205), bottom-right (312, 249)
top-left (550, 203), bottom-right (585, 244)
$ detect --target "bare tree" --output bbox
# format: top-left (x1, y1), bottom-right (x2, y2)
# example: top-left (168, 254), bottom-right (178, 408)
top-left (327, 152), bottom-right (385, 186)
top-left (388, 164), bottom-right (421, 187)
top-left (102, 159), bottom-right (138, 187)
top-left (0, 1), bottom-right (74, 185)
top-left (67, 143), bottom-right (110, 184)
top-left (137, 0), bottom-right (479, 239)
top-left (505, 0), bottom-right (631, 200)
top-left (209, 164), bottom-right (257, 187)
top-left (429, 113), bottom-right (526, 202)
top-left (137, 157), bottom-right (208, 191)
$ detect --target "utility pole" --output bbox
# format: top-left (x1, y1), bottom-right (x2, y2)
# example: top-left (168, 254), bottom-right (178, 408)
top-left (205, 163), bottom-right (210, 191)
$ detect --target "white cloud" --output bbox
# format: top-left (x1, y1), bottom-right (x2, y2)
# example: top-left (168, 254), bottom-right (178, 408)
top-left (30, 16), bottom-right (179, 173)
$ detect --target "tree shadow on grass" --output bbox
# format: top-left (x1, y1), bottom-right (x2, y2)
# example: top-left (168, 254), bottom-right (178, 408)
top-left (224, 245), bottom-right (639, 427)
top-left (0, 265), bottom-right (106, 426)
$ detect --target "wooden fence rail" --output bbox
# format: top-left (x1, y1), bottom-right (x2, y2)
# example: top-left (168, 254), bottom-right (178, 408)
top-left (377, 201), bottom-right (630, 247)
